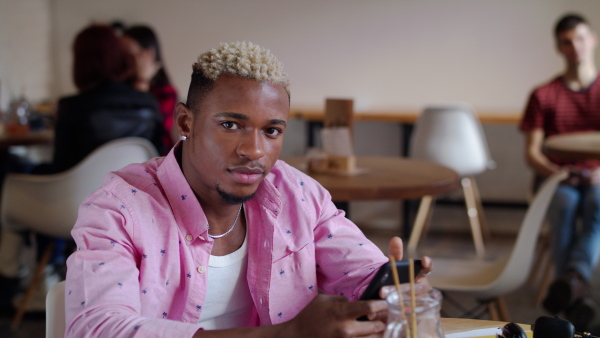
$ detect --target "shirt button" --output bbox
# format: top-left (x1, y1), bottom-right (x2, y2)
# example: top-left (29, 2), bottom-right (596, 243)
top-left (259, 297), bottom-right (263, 304)
top-left (185, 235), bottom-right (193, 241)
top-left (198, 235), bottom-right (205, 241)
top-left (197, 266), bottom-right (206, 274)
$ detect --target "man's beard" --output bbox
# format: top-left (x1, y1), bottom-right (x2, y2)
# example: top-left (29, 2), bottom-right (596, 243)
top-left (216, 185), bottom-right (256, 205)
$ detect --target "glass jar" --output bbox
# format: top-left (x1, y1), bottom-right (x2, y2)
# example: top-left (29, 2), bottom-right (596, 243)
top-left (383, 284), bottom-right (444, 338)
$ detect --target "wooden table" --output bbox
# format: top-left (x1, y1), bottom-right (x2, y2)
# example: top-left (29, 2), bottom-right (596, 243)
top-left (442, 318), bottom-right (531, 335)
top-left (290, 108), bottom-right (521, 125)
top-left (290, 107), bottom-right (521, 156)
top-left (0, 129), bottom-right (54, 149)
top-left (544, 131), bottom-right (600, 160)
top-left (284, 156), bottom-right (459, 238)
top-left (283, 156), bottom-right (460, 201)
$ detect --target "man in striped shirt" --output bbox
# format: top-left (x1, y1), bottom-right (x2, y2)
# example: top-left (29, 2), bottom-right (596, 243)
top-left (520, 13), bottom-right (600, 331)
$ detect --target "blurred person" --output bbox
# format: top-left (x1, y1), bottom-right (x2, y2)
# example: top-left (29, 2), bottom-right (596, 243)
top-left (520, 13), bottom-right (600, 331)
top-left (0, 24), bottom-right (164, 310)
top-left (64, 41), bottom-right (432, 337)
top-left (122, 25), bottom-right (179, 153)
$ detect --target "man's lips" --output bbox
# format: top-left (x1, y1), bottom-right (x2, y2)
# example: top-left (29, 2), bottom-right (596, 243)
top-left (229, 167), bottom-right (264, 184)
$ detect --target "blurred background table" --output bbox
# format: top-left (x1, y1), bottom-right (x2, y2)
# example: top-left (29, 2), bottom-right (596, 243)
top-left (282, 156), bottom-right (460, 237)
top-left (544, 131), bottom-right (600, 160)
top-left (0, 129), bottom-right (54, 149)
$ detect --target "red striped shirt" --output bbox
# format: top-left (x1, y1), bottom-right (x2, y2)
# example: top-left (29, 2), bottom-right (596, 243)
top-left (520, 75), bottom-right (600, 168)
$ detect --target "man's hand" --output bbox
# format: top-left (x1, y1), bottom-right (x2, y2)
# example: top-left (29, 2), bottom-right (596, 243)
top-left (387, 236), bottom-right (433, 277)
top-left (285, 294), bottom-right (387, 338)
top-left (364, 237), bottom-right (433, 322)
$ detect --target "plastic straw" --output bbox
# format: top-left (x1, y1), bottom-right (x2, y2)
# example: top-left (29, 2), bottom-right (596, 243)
top-left (389, 255), bottom-right (411, 337)
top-left (409, 259), bottom-right (417, 338)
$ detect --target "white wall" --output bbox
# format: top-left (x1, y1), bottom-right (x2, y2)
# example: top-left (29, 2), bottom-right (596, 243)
top-left (2, 0), bottom-right (600, 204)
top-left (0, 0), bottom-right (52, 109)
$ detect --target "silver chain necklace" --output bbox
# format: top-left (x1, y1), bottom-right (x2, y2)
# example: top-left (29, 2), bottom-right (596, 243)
top-left (207, 204), bottom-right (243, 239)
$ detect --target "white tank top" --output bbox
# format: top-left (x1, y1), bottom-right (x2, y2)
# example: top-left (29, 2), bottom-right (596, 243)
top-left (198, 233), bottom-right (253, 330)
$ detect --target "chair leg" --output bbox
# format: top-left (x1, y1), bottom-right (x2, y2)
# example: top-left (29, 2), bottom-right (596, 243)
top-left (496, 297), bottom-right (511, 322)
top-left (462, 177), bottom-right (486, 257)
top-left (468, 177), bottom-right (491, 240)
top-left (487, 300), bottom-right (500, 320)
top-left (407, 195), bottom-right (434, 257)
top-left (11, 242), bottom-right (54, 331)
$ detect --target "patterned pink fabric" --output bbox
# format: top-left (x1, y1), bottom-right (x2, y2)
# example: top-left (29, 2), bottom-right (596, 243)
top-left (65, 145), bottom-right (387, 337)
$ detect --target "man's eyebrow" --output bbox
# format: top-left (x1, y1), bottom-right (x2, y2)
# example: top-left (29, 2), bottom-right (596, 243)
top-left (214, 112), bottom-right (248, 120)
top-left (214, 112), bottom-right (286, 127)
top-left (269, 119), bottom-right (287, 127)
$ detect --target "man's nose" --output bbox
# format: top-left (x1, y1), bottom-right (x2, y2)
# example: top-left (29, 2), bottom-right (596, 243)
top-left (237, 131), bottom-right (265, 160)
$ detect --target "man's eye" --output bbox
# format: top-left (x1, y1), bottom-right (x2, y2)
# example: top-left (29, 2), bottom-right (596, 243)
top-left (222, 122), bottom-right (239, 130)
top-left (266, 128), bottom-right (282, 136)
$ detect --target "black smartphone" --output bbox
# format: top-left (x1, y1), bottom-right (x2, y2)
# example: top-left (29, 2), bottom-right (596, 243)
top-left (359, 259), bottom-right (423, 301)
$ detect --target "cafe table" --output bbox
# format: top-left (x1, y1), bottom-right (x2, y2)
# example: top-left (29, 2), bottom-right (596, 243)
top-left (0, 129), bottom-right (54, 149)
top-left (442, 318), bottom-right (531, 336)
top-left (544, 131), bottom-right (600, 160)
top-left (281, 156), bottom-right (460, 236)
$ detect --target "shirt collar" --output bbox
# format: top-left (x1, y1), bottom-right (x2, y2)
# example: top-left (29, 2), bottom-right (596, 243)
top-left (156, 142), bottom-right (283, 242)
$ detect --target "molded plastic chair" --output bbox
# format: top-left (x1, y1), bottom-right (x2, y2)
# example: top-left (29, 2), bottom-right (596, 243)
top-left (7, 137), bottom-right (158, 329)
top-left (427, 171), bottom-right (567, 321)
top-left (45, 281), bottom-right (65, 338)
top-left (407, 104), bottom-right (496, 257)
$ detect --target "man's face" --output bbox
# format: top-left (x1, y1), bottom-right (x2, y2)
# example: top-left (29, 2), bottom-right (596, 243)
top-left (556, 23), bottom-right (597, 66)
top-left (177, 75), bottom-right (289, 205)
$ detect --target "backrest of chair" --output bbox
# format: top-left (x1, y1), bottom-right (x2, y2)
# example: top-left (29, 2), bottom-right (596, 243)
top-left (409, 105), bottom-right (494, 176)
top-left (491, 171), bottom-right (567, 294)
top-left (1, 137), bottom-right (158, 238)
top-left (46, 281), bottom-right (66, 338)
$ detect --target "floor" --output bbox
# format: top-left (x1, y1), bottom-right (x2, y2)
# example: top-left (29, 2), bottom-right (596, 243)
top-left (2, 203), bottom-right (599, 337)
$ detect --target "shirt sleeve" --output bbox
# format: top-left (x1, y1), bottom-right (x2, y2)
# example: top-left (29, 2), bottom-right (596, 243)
top-left (64, 189), bottom-right (201, 338)
top-left (305, 178), bottom-right (388, 300)
top-left (520, 90), bottom-right (544, 132)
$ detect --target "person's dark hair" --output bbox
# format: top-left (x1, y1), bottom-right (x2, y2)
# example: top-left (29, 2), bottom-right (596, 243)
top-left (122, 25), bottom-right (172, 88)
top-left (73, 24), bottom-right (133, 92)
top-left (555, 14), bottom-right (589, 38)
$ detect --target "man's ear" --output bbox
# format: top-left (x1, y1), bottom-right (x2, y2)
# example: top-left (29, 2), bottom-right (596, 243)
top-left (174, 102), bottom-right (193, 137)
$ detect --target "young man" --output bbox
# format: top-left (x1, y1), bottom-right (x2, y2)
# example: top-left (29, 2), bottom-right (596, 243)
top-left (520, 14), bottom-right (600, 330)
top-left (65, 41), bottom-right (431, 337)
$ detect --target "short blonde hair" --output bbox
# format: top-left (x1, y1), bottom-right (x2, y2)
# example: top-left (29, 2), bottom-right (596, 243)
top-left (192, 41), bottom-right (290, 94)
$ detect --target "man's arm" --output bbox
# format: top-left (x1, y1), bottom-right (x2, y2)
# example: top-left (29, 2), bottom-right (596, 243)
top-left (192, 295), bottom-right (387, 338)
top-left (525, 128), bottom-right (561, 177)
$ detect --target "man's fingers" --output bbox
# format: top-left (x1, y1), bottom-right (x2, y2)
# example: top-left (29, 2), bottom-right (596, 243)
top-left (420, 256), bottom-right (433, 276)
top-left (346, 320), bottom-right (386, 337)
top-left (388, 236), bottom-right (403, 261)
top-left (341, 299), bottom-right (387, 319)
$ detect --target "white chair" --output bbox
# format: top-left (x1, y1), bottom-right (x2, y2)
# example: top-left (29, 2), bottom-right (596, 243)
top-left (407, 104), bottom-right (496, 257)
top-left (427, 171), bottom-right (567, 321)
top-left (6, 137), bottom-right (158, 329)
top-left (45, 281), bottom-right (65, 338)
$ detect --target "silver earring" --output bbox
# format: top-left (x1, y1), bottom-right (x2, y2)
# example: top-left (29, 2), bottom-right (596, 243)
top-left (180, 135), bottom-right (188, 141)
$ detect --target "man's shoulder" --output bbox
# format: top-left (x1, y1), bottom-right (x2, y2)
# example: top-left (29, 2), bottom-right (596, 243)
top-left (266, 160), bottom-right (329, 200)
top-left (101, 157), bottom-right (164, 195)
top-left (532, 76), bottom-right (564, 94)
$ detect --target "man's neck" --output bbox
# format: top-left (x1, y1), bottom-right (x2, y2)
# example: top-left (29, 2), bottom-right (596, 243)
top-left (563, 62), bottom-right (598, 90)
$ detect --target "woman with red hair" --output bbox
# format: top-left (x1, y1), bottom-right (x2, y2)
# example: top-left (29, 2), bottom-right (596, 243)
top-left (0, 24), bottom-right (164, 309)
top-left (122, 25), bottom-right (179, 153)
top-left (51, 24), bottom-right (164, 172)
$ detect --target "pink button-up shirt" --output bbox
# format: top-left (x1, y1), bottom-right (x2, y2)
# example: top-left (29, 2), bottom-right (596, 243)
top-left (65, 147), bottom-right (387, 338)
